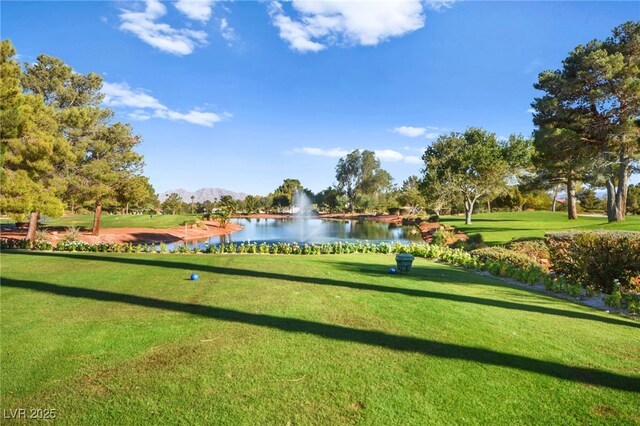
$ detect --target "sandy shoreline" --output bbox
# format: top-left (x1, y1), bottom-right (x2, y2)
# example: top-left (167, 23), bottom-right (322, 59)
top-left (0, 220), bottom-right (243, 245)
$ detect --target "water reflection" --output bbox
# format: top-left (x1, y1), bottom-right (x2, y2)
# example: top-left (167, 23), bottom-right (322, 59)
top-left (202, 218), bottom-right (421, 248)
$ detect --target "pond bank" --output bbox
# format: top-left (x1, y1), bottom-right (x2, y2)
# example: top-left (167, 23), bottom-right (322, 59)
top-left (0, 220), bottom-right (243, 245)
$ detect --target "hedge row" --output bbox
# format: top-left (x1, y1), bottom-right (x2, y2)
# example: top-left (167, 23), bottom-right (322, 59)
top-left (545, 231), bottom-right (640, 294)
top-left (1, 238), bottom-right (482, 267)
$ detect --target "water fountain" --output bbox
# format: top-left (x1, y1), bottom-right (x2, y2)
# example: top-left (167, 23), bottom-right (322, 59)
top-left (292, 189), bottom-right (311, 216)
top-left (292, 189), bottom-right (314, 241)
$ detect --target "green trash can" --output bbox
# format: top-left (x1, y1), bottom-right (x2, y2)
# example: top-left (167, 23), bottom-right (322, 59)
top-left (395, 253), bottom-right (415, 273)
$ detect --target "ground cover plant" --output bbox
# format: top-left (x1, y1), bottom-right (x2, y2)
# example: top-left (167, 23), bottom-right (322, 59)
top-left (1, 252), bottom-right (638, 424)
top-left (439, 211), bottom-right (640, 245)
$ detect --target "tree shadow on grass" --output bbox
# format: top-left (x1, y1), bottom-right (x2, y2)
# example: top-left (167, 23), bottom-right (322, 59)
top-left (6, 252), bottom-right (639, 330)
top-left (2, 276), bottom-right (639, 393)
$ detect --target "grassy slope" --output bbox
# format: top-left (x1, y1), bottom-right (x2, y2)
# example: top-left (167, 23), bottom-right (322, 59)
top-left (1, 252), bottom-right (638, 425)
top-left (440, 211), bottom-right (640, 245)
top-left (41, 214), bottom-right (200, 230)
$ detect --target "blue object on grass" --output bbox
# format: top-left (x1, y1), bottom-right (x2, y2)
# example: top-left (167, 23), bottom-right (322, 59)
top-left (389, 268), bottom-right (396, 274)
top-left (191, 273), bottom-right (199, 281)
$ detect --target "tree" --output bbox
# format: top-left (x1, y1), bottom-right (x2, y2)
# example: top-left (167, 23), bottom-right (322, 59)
top-left (162, 193), bottom-right (183, 215)
top-left (242, 195), bottom-right (260, 214)
top-left (576, 188), bottom-right (604, 212)
top-left (115, 175), bottom-right (157, 214)
top-left (627, 184), bottom-right (640, 214)
top-left (271, 179), bottom-right (303, 208)
top-left (219, 195), bottom-right (237, 214)
top-left (21, 54), bottom-right (103, 109)
top-left (335, 150), bottom-right (392, 212)
top-left (0, 40), bottom-right (71, 244)
top-left (397, 176), bottom-right (424, 215)
top-left (421, 128), bottom-right (525, 224)
top-left (419, 176), bottom-right (456, 217)
top-left (315, 187), bottom-right (343, 213)
top-left (272, 195), bottom-right (290, 213)
top-left (532, 74), bottom-right (596, 219)
top-left (21, 50), bottom-right (148, 234)
top-left (78, 122), bottom-right (144, 234)
top-left (533, 21), bottom-right (640, 222)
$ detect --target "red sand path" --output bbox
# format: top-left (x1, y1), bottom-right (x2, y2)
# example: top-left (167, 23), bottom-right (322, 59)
top-left (1, 221), bottom-right (243, 245)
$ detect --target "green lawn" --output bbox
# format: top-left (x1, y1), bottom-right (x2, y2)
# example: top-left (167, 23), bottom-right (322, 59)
top-left (1, 252), bottom-right (638, 424)
top-left (440, 211), bottom-right (640, 244)
top-left (41, 213), bottom-right (200, 230)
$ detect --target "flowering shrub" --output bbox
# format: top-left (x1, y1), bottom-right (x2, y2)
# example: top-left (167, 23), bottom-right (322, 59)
top-left (546, 231), bottom-right (640, 294)
top-left (33, 240), bottom-right (53, 251)
top-left (56, 241), bottom-right (99, 252)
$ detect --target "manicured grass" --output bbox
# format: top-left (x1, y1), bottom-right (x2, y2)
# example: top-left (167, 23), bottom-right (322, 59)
top-left (1, 252), bottom-right (638, 424)
top-left (440, 211), bottom-right (640, 245)
top-left (42, 214), bottom-right (200, 230)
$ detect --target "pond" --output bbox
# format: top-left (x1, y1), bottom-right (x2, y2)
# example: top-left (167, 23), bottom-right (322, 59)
top-left (188, 218), bottom-right (422, 248)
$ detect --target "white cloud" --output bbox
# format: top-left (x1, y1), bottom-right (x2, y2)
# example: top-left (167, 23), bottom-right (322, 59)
top-left (393, 126), bottom-right (426, 138)
top-left (425, 0), bottom-right (456, 12)
top-left (154, 109), bottom-right (223, 127)
top-left (404, 156), bottom-right (422, 164)
top-left (294, 146), bottom-right (423, 166)
top-left (293, 147), bottom-right (350, 158)
top-left (375, 149), bottom-right (404, 162)
top-left (103, 81), bottom-right (227, 128)
top-left (394, 125), bottom-right (445, 139)
top-left (175, 0), bottom-right (215, 23)
top-left (269, 0), bottom-right (426, 53)
top-left (220, 18), bottom-right (237, 45)
top-left (527, 108), bottom-right (536, 114)
top-left (127, 110), bottom-right (152, 121)
top-left (103, 82), bottom-right (165, 110)
top-left (119, 0), bottom-right (207, 55)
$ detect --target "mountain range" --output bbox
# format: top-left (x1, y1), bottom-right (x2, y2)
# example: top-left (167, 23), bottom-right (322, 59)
top-left (158, 188), bottom-right (249, 203)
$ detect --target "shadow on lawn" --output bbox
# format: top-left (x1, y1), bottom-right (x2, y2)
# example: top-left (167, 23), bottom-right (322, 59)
top-left (8, 252), bottom-right (639, 330)
top-left (3, 275), bottom-right (639, 393)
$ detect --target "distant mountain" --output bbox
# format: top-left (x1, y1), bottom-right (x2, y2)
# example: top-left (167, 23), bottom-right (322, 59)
top-left (159, 188), bottom-right (249, 203)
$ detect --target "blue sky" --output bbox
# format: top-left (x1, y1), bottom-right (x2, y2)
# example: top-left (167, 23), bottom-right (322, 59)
top-left (2, 1), bottom-right (638, 195)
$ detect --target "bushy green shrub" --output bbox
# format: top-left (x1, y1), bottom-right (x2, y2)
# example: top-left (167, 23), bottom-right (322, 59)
top-left (471, 247), bottom-right (549, 273)
top-left (32, 240), bottom-right (53, 251)
top-left (0, 238), bottom-right (30, 249)
top-left (431, 227), bottom-right (454, 246)
top-left (506, 238), bottom-right (549, 262)
top-left (452, 233), bottom-right (486, 251)
top-left (546, 231), bottom-right (640, 294)
top-left (56, 241), bottom-right (99, 252)
top-left (604, 285), bottom-right (623, 309)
